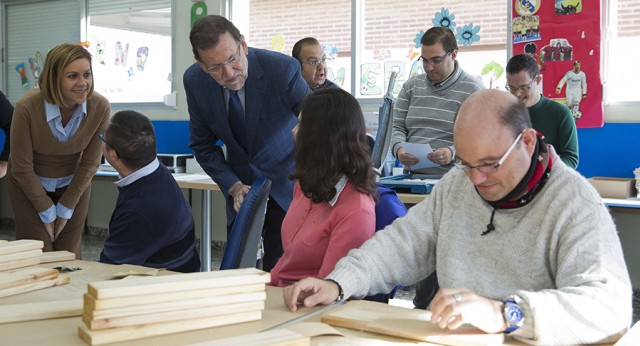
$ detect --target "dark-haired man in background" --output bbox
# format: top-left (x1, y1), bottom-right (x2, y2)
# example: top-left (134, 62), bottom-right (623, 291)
top-left (506, 54), bottom-right (578, 168)
top-left (184, 15), bottom-right (310, 271)
top-left (292, 37), bottom-right (338, 91)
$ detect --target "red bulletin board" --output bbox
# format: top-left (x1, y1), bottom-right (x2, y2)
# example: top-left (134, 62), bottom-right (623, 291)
top-left (512, 0), bottom-right (603, 128)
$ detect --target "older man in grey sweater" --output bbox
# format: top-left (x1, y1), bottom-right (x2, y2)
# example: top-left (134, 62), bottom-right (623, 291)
top-left (284, 89), bottom-right (631, 345)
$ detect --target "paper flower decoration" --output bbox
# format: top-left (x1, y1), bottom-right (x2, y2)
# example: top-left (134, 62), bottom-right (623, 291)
top-left (413, 30), bottom-right (424, 48)
top-left (321, 44), bottom-right (339, 60)
top-left (432, 8), bottom-right (456, 30)
top-left (271, 34), bottom-right (285, 52)
top-left (456, 23), bottom-right (481, 46)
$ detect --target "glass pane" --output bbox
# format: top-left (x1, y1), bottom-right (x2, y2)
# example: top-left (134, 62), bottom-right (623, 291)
top-left (360, 0), bottom-right (508, 98)
top-left (232, 0), bottom-right (352, 92)
top-left (607, 0), bottom-right (640, 102)
top-left (88, 7), bottom-right (172, 103)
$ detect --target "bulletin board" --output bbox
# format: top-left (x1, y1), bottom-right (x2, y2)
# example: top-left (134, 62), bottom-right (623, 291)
top-left (511, 0), bottom-right (603, 128)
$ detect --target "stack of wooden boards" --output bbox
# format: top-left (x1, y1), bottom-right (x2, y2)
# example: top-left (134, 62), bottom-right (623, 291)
top-left (0, 239), bottom-right (71, 298)
top-left (78, 267), bottom-right (270, 345)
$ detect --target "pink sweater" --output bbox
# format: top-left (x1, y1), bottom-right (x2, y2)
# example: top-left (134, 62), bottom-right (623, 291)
top-left (269, 180), bottom-right (375, 287)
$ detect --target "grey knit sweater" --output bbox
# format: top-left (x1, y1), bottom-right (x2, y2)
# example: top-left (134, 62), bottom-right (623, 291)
top-left (391, 62), bottom-right (484, 175)
top-left (328, 158), bottom-right (631, 345)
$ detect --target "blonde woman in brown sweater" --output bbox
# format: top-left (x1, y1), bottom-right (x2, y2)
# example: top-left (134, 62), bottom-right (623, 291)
top-left (7, 43), bottom-right (110, 258)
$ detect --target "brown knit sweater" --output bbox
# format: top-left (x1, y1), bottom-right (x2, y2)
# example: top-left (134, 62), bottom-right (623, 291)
top-left (8, 89), bottom-right (110, 212)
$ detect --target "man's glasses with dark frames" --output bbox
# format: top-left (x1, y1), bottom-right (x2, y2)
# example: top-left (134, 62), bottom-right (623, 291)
top-left (204, 44), bottom-right (242, 74)
top-left (98, 130), bottom-right (119, 157)
top-left (452, 130), bottom-right (526, 174)
top-left (417, 50), bottom-right (453, 66)
top-left (505, 75), bottom-right (538, 94)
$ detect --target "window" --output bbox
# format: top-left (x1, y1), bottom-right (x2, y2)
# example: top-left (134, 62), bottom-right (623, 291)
top-left (87, 0), bottom-right (172, 103)
top-left (360, 0), bottom-right (507, 98)
top-left (232, 0), bottom-right (352, 92)
top-left (3, 0), bottom-right (80, 103)
top-left (604, 0), bottom-right (640, 103)
top-left (232, 0), bottom-right (507, 99)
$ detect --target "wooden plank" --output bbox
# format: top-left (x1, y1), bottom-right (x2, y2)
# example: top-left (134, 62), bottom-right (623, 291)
top-left (78, 310), bottom-right (262, 345)
top-left (321, 300), bottom-right (504, 346)
top-left (0, 275), bottom-right (69, 299)
top-left (39, 251), bottom-right (76, 263)
top-left (87, 267), bottom-right (269, 299)
top-left (0, 249), bottom-right (42, 264)
top-left (84, 300), bottom-right (265, 330)
top-left (615, 321), bottom-right (640, 346)
top-left (85, 291), bottom-right (266, 320)
top-left (84, 283), bottom-right (265, 311)
top-left (188, 329), bottom-right (310, 346)
top-left (0, 239), bottom-right (43, 255)
top-left (0, 299), bottom-right (82, 324)
top-left (0, 267), bottom-right (58, 289)
top-left (0, 257), bottom-right (41, 272)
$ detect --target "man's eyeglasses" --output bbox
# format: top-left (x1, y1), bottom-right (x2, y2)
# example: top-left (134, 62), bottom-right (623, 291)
top-left (303, 57), bottom-right (327, 67)
top-left (417, 50), bottom-right (453, 66)
top-left (98, 130), bottom-right (119, 157)
top-left (205, 45), bottom-right (242, 74)
top-left (505, 75), bottom-right (538, 94)
top-left (453, 130), bottom-right (526, 174)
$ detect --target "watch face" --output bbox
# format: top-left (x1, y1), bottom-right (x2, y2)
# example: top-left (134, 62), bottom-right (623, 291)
top-left (505, 303), bottom-right (523, 323)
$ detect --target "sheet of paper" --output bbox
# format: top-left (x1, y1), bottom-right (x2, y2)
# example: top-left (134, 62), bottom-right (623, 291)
top-left (402, 142), bottom-right (438, 170)
top-left (172, 174), bottom-right (212, 182)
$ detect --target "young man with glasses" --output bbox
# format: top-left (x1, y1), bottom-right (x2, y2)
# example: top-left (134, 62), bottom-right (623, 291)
top-left (506, 54), bottom-right (578, 168)
top-left (292, 37), bottom-right (338, 90)
top-left (283, 89), bottom-right (631, 345)
top-left (99, 110), bottom-right (200, 273)
top-left (184, 15), bottom-right (311, 272)
top-left (391, 26), bottom-right (484, 310)
top-left (392, 26), bottom-right (484, 175)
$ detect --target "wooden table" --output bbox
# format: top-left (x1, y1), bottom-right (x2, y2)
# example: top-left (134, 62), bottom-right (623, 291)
top-left (1, 260), bottom-right (637, 345)
top-left (0, 260), bottom-right (318, 345)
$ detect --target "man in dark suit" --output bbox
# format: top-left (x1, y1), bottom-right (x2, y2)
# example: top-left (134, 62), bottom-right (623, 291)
top-left (184, 15), bottom-right (311, 271)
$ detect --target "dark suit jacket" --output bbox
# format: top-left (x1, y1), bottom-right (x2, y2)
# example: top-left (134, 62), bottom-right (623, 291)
top-left (184, 48), bottom-right (310, 221)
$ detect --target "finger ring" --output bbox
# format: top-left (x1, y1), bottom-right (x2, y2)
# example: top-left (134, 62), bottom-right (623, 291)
top-left (453, 293), bottom-right (462, 303)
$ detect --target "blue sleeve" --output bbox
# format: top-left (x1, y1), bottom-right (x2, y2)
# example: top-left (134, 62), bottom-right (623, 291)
top-left (38, 204), bottom-right (56, 224)
top-left (56, 202), bottom-right (74, 219)
top-left (283, 63), bottom-right (312, 115)
top-left (184, 67), bottom-right (239, 194)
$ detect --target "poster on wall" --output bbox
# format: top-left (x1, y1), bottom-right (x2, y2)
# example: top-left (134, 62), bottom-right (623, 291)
top-left (512, 0), bottom-right (602, 128)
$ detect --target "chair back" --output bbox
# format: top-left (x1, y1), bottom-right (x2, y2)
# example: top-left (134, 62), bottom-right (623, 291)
top-left (375, 184), bottom-right (407, 231)
top-left (220, 177), bottom-right (272, 270)
top-left (371, 71), bottom-right (397, 176)
top-left (364, 184), bottom-right (407, 303)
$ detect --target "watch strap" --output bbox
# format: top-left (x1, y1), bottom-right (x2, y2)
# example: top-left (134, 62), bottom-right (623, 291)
top-left (325, 279), bottom-right (344, 301)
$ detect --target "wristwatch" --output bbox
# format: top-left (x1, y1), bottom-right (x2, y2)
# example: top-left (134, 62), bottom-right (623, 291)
top-left (503, 297), bottom-right (524, 334)
top-left (325, 279), bottom-right (344, 301)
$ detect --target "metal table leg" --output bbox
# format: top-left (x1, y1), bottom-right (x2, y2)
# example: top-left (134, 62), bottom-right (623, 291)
top-left (200, 190), bottom-right (212, 271)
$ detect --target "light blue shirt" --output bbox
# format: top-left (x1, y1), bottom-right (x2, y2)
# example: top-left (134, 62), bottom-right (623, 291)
top-left (38, 101), bottom-right (87, 224)
top-left (114, 158), bottom-right (160, 188)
